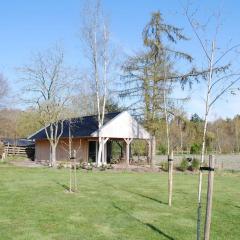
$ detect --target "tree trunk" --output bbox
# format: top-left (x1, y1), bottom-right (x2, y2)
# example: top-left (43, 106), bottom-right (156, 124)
top-left (197, 41), bottom-right (215, 240)
top-left (216, 128), bottom-right (222, 153)
top-left (51, 144), bottom-right (57, 167)
top-left (163, 64), bottom-right (170, 156)
top-left (163, 83), bottom-right (170, 156)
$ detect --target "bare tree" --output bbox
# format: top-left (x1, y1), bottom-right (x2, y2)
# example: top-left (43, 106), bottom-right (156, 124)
top-left (81, 0), bottom-right (113, 166)
top-left (184, 7), bottom-right (240, 240)
top-left (0, 73), bottom-right (8, 108)
top-left (21, 46), bottom-right (77, 167)
top-left (60, 120), bottom-right (82, 193)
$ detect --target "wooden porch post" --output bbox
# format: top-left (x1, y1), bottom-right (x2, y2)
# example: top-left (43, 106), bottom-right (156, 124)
top-left (95, 141), bottom-right (98, 163)
top-left (101, 137), bottom-right (109, 165)
top-left (101, 139), bottom-right (104, 165)
top-left (97, 137), bottom-right (102, 166)
top-left (124, 138), bottom-right (133, 166)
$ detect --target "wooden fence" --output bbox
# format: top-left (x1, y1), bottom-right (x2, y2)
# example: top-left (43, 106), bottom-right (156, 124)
top-left (4, 145), bottom-right (35, 159)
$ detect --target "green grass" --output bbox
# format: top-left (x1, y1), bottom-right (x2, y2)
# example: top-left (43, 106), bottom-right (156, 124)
top-left (0, 164), bottom-right (239, 240)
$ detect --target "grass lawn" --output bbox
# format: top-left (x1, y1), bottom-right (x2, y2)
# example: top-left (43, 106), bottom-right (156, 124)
top-left (0, 164), bottom-right (239, 240)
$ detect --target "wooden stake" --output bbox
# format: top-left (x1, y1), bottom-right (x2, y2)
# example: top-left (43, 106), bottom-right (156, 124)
top-left (204, 155), bottom-right (215, 240)
top-left (69, 158), bottom-right (72, 193)
top-left (168, 150), bottom-right (173, 207)
top-left (73, 150), bottom-right (77, 192)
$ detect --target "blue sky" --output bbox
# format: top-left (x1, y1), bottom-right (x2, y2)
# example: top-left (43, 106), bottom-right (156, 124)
top-left (0, 0), bottom-right (239, 120)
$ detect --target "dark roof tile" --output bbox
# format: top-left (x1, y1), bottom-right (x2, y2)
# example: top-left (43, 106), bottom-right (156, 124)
top-left (29, 112), bottom-right (121, 140)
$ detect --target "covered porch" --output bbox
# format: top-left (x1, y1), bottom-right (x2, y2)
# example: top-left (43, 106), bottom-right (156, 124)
top-left (88, 111), bottom-right (155, 166)
top-left (86, 137), bottom-right (155, 166)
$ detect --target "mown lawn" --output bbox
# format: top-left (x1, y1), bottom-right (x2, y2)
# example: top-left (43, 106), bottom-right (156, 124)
top-left (0, 164), bottom-right (239, 240)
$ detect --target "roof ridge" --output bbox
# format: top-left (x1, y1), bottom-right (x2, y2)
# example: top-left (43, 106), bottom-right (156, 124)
top-left (66, 111), bottom-right (122, 121)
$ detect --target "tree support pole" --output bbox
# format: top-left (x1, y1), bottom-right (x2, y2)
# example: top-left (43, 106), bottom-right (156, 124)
top-left (168, 151), bottom-right (174, 207)
top-left (73, 150), bottom-right (77, 192)
top-left (204, 155), bottom-right (215, 240)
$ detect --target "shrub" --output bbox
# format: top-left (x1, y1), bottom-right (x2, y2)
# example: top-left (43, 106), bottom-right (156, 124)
top-left (110, 158), bottom-right (120, 164)
top-left (57, 163), bottom-right (64, 169)
top-left (190, 158), bottom-right (200, 171)
top-left (71, 164), bottom-right (81, 170)
top-left (158, 145), bottom-right (167, 155)
top-left (131, 140), bottom-right (147, 156)
top-left (0, 142), bottom-right (4, 158)
top-left (99, 164), bottom-right (107, 171)
top-left (190, 143), bottom-right (201, 154)
top-left (160, 161), bottom-right (168, 171)
top-left (106, 164), bottom-right (113, 169)
top-left (178, 158), bottom-right (189, 171)
top-left (80, 162), bottom-right (93, 170)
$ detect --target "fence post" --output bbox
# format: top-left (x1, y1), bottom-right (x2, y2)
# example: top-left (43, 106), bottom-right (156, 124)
top-left (168, 150), bottom-right (174, 207)
top-left (204, 155), bottom-right (215, 240)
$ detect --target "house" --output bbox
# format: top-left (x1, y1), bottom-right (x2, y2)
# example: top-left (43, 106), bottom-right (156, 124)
top-left (28, 111), bottom-right (155, 165)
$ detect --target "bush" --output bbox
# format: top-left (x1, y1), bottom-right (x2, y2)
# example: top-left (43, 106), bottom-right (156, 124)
top-left (99, 164), bottom-right (107, 171)
top-left (57, 163), bottom-right (64, 169)
top-left (131, 140), bottom-right (147, 156)
top-left (158, 145), bottom-right (167, 155)
top-left (160, 161), bottom-right (168, 171)
top-left (190, 158), bottom-right (200, 171)
top-left (190, 143), bottom-right (201, 154)
top-left (178, 158), bottom-right (189, 171)
top-left (80, 162), bottom-right (93, 170)
top-left (110, 158), bottom-right (120, 164)
top-left (0, 142), bottom-right (4, 158)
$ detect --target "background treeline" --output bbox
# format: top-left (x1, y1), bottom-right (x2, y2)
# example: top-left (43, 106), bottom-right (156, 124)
top-left (1, 107), bottom-right (239, 154)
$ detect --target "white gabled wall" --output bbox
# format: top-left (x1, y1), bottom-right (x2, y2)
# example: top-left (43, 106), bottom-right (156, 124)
top-left (91, 111), bottom-right (151, 139)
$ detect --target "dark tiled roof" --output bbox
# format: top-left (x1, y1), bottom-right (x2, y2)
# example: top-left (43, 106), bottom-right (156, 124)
top-left (29, 112), bottom-right (121, 140)
top-left (1, 138), bottom-right (35, 147)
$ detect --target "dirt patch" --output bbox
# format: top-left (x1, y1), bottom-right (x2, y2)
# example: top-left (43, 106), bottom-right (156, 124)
top-left (10, 160), bottom-right (43, 168)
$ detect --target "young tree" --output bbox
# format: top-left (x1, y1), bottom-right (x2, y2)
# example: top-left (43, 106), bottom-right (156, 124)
top-left (21, 46), bottom-right (77, 167)
top-left (184, 7), bottom-right (240, 240)
top-left (60, 119), bottom-right (82, 192)
top-left (81, 0), bottom-right (113, 166)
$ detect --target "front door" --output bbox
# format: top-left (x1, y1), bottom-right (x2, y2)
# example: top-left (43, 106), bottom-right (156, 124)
top-left (88, 141), bottom-right (97, 163)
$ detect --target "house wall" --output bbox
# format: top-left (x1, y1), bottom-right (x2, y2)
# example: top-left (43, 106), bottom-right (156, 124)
top-left (91, 111), bottom-right (151, 139)
top-left (35, 138), bottom-right (89, 163)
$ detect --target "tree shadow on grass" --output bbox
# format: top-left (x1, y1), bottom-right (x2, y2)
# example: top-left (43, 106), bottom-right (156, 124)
top-left (55, 181), bottom-right (70, 191)
top-left (125, 189), bottom-right (167, 205)
top-left (101, 181), bottom-right (167, 205)
top-left (113, 203), bottom-right (175, 240)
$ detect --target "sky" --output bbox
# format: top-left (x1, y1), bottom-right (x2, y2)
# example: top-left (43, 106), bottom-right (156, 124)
top-left (0, 0), bottom-right (240, 120)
